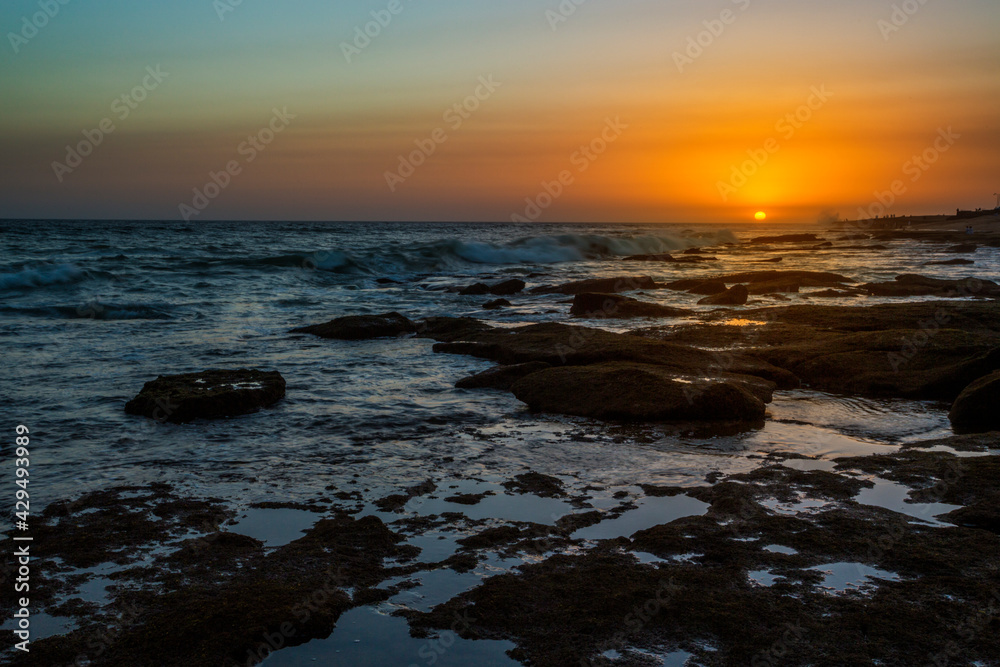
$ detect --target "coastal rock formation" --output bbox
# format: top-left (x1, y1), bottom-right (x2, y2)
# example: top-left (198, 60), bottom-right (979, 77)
top-left (861, 275), bottom-right (998, 298)
top-left (531, 276), bottom-right (656, 295)
top-left (489, 279), bottom-right (527, 295)
top-left (686, 281), bottom-right (728, 295)
top-left (949, 371), bottom-right (1000, 432)
top-left (291, 312), bottom-right (416, 340)
top-left (710, 270), bottom-right (853, 286)
top-left (455, 361), bottom-right (552, 390)
top-left (698, 284), bottom-right (749, 305)
top-left (569, 293), bottom-right (689, 319)
top-left (458, 283), bottom-right (491, 295)
top-left (510, 362), bottom-right (770, 421)
top-left (622, 253), bottom-right (718, 263)
top-left (125, 369), bottom-right (286, 423)
top-left (431, 321), bottom-right (799, 389)
top-left (482, 299), bottom-right (511, 310)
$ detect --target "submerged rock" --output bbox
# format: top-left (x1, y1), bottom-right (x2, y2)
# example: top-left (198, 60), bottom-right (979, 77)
top-left (926, 258), bottom-right (975, 266)
top-left (699, 284), bottom-right (749, 305)
top-left (570, 293), bottom-right (688, 319)
top-left (862, 275), bottom-right (999, 298)
top-left (455, 361), bottom-right (552, 390)
top-left (483, 299), bottom-right (511, 310)
top-left (125, 369), bottom-right (286, 423)
top-left (949, 371), bottom-right (1000, 432)
top-left (686, 281), bottom-right (728, 295)
top-left (489, 279), bottom-right (527, 295)
top-left (711, 270), bottom-right (853, 286)
top-left (510, 361), bottom-right (771, 421)
top-left (531, 276), bottom-right (656, 295)
top-left (291, 312), bottom-right (416, 340)
top-left (459, 283), bottom-right (491, 296)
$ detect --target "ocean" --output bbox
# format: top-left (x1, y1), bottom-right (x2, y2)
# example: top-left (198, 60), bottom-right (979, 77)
top-left (1, 219), bottom-right (977, 510)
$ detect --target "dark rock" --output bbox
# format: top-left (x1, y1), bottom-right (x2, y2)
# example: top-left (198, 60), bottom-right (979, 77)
top-left (483, 299), bottom-right (511, 310)
top-left (291, 312), bottom-right (416, 340)
top-left (746, 280), bottom-right (800, 295)
top-left (510, 362), bottom-right (770, 421)
top-left (125, 369), bottom-right (286, 423)
top-left (416, 317), bottom-right (496, 342)
top-left (663, 279), bottom-right (708, 291)
top-left (757, 257), bottom-right (784, 263)
top-left (503, 472), bottom-right (566, 498)
top-left (375, 278), bottom-right (400, 284)
top-left (460, 283), bottom-right (491, 296)
top-left (490, 279), bottom-right (526, 296)
top-left (432, 321), bottom-right (799, 389)
top-left (862, 275), bottom-right (999, 298)
top-left (683, 247), bottom-right (706, 254)
top-left (456, 361), bottom-right (552, 390)
top-left (711, 270), bottom-right (852, 286)
top-left (949, 371), bottom-right (1000, 432)
top-left (926, 258), bottom-right (975, 266)
top-left (698, 284), bottom-right (749, 306)
top-left (749, 233), bottom-right (821, 244)
top-left (531, 276), bottom-right (657, 295)
top-left (570, 293), bottom-right (688, 319)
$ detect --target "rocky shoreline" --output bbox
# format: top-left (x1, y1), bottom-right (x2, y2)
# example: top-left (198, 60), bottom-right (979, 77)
top-left (3, 228), bottom-right (999, 666)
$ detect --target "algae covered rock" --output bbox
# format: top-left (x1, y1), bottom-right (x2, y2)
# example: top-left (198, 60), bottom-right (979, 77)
top-left (125, 369), bottom-right (286, 423)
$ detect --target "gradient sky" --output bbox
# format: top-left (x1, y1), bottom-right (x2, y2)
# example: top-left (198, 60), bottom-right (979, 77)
top-left (1, 0), bottom-right (998, 223)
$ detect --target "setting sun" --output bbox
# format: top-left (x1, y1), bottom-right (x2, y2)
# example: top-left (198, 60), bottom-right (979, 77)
top-left (755, 211), bottom-right (767, 221)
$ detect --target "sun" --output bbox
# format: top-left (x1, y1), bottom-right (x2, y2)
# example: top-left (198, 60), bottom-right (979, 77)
top-left (754, 211), bottom-right (767, 221)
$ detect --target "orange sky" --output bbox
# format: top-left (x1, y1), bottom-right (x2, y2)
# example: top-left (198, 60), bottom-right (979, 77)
top-left (1, 0), bottom-right (998, 223)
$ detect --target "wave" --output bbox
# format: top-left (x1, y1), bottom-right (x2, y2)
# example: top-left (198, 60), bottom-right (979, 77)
top-left (242, 231), bottom-right (735, 275)
top-left (0, 303), bottom-right (172, 320)
top-left (0, 264), bottom-right (88, 291)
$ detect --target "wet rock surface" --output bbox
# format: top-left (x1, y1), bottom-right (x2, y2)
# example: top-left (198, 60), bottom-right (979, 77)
top-left (290, 312), bottom-right (417, 340)
top-left (530, 276), bottom-right (657, 295)
top-left (949, 371), bottom-right (1000, 432)
top-left (570, 292), bottom-right (689, 319)
top-left (124, 369), bottom-right (286, 423)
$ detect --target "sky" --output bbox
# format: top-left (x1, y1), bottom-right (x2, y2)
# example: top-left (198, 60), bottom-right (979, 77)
top-left (1, 0), bottom-right (998, 224)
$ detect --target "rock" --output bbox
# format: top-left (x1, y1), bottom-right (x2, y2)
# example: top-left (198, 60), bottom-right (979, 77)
top-left (749, 234), bottom-right (821, 244)
top-left (375, 278), bottom-right (400, 284)
top-left (663, 279), bottom-right (708, 291)
top-left (943, 492), bottom-right (1000, 533)
top-left (490, 279), bottom-right (526, 296)
top-left (683, 247), bottom-right (706, 254)
top-left (949, 371), bottom-right (1000, 432)
top-left (862, 275), bottom-right (999, 298)
top-left (757, 257), bottom-right (784, 263)
top-left (416, 317), bottom-right (496, 342)
top-left (698, 284), bottom-right (749, 306)
top-left (570, 293), bottom-right (688, 319)
top-left (483, 299), bottom-right (511, 310)
top-left (456, 361), bottom-right (552, 390)
top-left (291, 312), bottom-right (416, 340)
top-left (510, 362), bottom-right (770, 421)
top-left (711, 270), bottom-right (852, 286)
top-left (431, 321), bottom-right (800, 389)
top-left (746, 280), bottom-right (800, 295)
top-left (125, 369), bottom-right (286, 423)
top-left (946, 244), bottom-right (977, 254)
top-left (686, 281), bottom-right (728, 296)
top-left (531, 276), bottom-right (657, 295)
top-left (459, 283), bottom-right (491, 296)
top-left (926, 258), bottom-right (975, 266)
